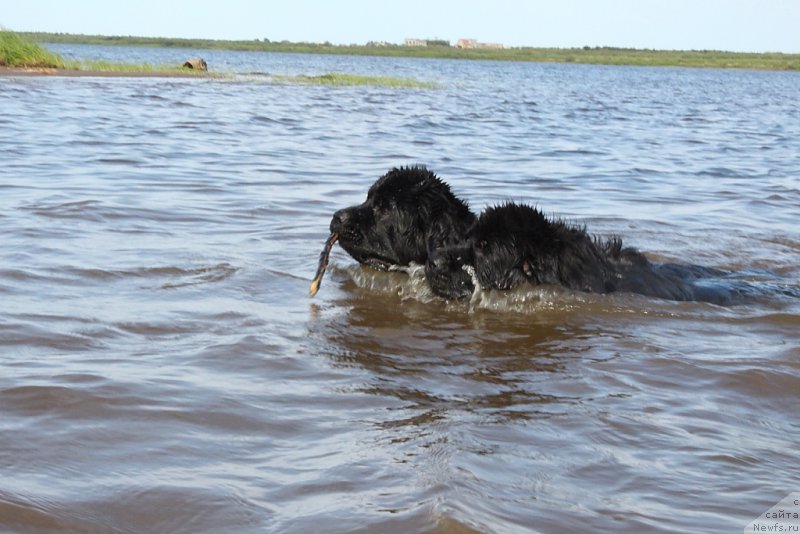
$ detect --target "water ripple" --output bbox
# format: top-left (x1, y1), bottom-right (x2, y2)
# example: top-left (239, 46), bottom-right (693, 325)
top-left (1, 45), bottom-right (799, 533)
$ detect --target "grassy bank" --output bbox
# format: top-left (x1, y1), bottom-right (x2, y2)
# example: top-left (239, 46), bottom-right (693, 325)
top-left (1, 29), bottom-right (204, 75)
top-left (1, 29), bottom-right (64, 67)
top-left (61, 58), bottom-right (202, 75)
top-left (21, 31), bottom-right (800, 71)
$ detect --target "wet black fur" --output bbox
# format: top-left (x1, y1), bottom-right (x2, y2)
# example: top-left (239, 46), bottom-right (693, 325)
top-left (330, 166), bottom-right (476, 270)
top-left (427, 202), bottom-right (720, 301)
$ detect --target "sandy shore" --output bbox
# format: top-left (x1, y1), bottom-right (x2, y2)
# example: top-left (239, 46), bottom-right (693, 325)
top-left (0, 66), bottom-right (208, 78)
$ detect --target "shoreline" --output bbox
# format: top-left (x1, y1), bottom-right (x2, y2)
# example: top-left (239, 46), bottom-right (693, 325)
top-left (22, 32), bottom-right (800, 72)
top-left (0, 65), bottom-right (209, 78)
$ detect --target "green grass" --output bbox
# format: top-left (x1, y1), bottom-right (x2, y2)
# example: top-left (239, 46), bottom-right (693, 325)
top-left (1, 29), bottom-right (206, 74)
top-left (0, 29), bottom-right (64, 67)
top-left (20, 31), bottom-right (800, 71)
top-left (62, 58), bottom-right (204, 74)
top-left (274, 72), bottom-right (439, 88)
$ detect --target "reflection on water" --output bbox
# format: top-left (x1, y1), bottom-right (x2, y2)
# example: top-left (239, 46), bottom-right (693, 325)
top-left (1, 43), bottom-right (799, 532)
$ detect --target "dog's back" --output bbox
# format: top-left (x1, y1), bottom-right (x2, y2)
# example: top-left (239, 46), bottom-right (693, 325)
top-left (428, 202), bottom-right (724, 302)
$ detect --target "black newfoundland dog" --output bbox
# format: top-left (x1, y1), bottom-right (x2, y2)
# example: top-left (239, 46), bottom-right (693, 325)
top-left (426, 202), bottom-right (724, 302)
top-left (329, 165), bottom-right (476, 270)
top-left (314, 166), bottom-right (726, 302)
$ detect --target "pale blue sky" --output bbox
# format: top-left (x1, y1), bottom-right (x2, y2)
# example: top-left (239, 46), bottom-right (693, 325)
top-left (3, 0), bottom-right (799, 53)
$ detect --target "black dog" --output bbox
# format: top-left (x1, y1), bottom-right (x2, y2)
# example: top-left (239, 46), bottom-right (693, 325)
top-left (427, 202), bottom-right (723, 301)
top-left (330, 166), bottom-right (476, 270)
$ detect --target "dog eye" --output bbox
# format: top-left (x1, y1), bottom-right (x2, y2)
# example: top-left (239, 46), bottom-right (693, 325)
top-left (375, 199), bottom-right (394, 215)
top-left (476, 240), bottom-right (488, 251)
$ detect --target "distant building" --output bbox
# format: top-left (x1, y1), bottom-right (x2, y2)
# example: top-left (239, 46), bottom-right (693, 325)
top-left (456, 38), bottom-right (504, 50)
top-left (404, 38), bottom-right (451, 47)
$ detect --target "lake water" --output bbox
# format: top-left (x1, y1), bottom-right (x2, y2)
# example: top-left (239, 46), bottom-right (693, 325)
top-left (1, 43), bottom-right (799, 533)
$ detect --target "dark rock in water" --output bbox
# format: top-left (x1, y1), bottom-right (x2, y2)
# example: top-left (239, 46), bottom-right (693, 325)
top-left (183, 58), bottom-right (208, 71)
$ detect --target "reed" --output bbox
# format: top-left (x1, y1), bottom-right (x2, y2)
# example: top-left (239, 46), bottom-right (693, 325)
top-left (0, 29), bottom-right (64, 68)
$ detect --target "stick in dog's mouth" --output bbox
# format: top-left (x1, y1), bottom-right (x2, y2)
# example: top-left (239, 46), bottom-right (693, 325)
top-left (309, 233), bottom-right (338, 297)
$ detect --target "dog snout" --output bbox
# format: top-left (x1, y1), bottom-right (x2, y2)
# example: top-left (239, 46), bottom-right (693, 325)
top-left (330, 209), bottom-right (351, 233)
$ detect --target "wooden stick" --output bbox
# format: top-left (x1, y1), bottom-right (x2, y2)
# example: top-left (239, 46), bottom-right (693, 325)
top-left (309, 233), bottom-right (338, 297)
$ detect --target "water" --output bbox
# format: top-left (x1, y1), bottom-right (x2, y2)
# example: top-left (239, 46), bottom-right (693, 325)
top-left (1, 44), bottom-right (799, 533)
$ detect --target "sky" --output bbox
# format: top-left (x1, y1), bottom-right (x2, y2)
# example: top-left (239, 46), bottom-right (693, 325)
top-left (3, 0), bottom-right (799, 53)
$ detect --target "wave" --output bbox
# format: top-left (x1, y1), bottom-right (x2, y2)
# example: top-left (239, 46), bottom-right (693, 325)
top-left (328, 262), bottom-right (800, 314)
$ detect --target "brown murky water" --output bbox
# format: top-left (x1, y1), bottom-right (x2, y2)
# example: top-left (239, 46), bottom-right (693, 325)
top-left (1, 45), bottom-right (799, 533)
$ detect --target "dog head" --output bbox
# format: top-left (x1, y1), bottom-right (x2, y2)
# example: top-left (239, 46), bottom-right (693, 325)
top-left (330, 166), bottom-right (475, 270)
